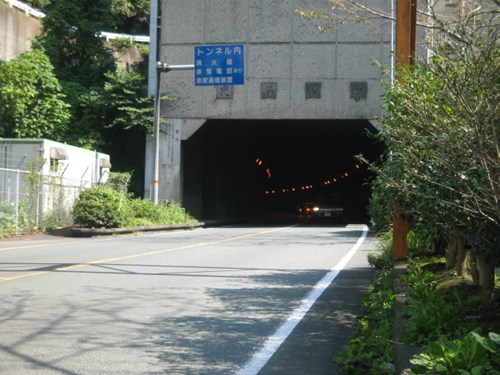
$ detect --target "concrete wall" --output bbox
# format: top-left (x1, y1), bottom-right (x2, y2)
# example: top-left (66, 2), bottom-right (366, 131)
top-left (158, 0), bottom-right (392, 121)
top-left (0, 2), bottom-right (42, 62)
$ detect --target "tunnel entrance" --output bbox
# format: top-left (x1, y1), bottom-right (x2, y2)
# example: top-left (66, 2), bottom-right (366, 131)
top-left (182, 119), bottom-right (384, 223)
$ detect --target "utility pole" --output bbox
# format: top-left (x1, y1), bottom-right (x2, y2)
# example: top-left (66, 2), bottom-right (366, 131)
top-left (393, 0), bottom-right (417, 260)
top-left (396, 0), bottom-right (417, 67)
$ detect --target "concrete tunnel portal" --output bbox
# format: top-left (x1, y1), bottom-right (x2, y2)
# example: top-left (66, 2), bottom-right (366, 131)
top-left (182, 119), bottom-right (384, 222)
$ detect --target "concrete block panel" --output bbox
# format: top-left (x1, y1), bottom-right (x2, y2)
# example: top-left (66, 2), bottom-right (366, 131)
top-left (336, 20), bottom-right (387, 43)
top-left (293, 0), bottom-right (337, 43)
top-left (205, 0), bottom-right (248, 43)
top-left (204, 85), bottom-right (247, 118)
top-left (248, 44), bottom-right (291, 79)
top-left (334, 0), bottom-right (390, 43)
top-left (332, 79), bottom-right (382, 119)
top-left (291, 79), bottom-right (334, 118)
top-left (162, 45), bottom-right (196, 81)
top-left (336, 43), bottom-right (387, 79)
top-left (163, 78), bottom-right (204, 118)
top-left (246, 79), bottom-right (291, 119)
top-left (292, 44), bottom-right (335, 79)
top-left (249, 0), bottom-right (294, 42)
top-left (163, 0), bottom-right (204, 44)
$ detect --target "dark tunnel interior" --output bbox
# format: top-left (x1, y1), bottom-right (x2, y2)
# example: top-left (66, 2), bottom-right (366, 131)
top-left (182, 119), bottom-right (384, 223)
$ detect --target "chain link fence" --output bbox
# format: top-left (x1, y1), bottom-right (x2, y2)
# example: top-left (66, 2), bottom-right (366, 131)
top-left (0, 167), bottom-right (98, 236)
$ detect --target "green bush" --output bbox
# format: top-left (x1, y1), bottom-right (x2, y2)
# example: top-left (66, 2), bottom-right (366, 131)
top-left (73, 186), bottom-right (127, 228)
top-left (401, 265), bottom-right (471, 345)
top-left (123, 199), bottom-right (196, 227)
top-left (105, 172), bottom-right (132, 196)
top-left (73, 185), bottom-right (196, 228)
top-left (124, 198), bottom-right (160, 224)
top-left (0, 201), bottom-right (17, 237)
top-left (153, 201), bottom-right (196, 225)
top-left (367, 178), bottom-right (393, 234)
top-left (368, 231), bottom-right (393, 270)
top-left (411, 331), bottom-right (500, 374)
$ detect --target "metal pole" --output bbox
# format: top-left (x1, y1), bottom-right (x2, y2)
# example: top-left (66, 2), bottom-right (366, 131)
top-left (152, 66), bottom-right (161, 205)
top-left (391, 0), bottom-right (396, 86)
top-left (15, 170), bottom-right (19, 234)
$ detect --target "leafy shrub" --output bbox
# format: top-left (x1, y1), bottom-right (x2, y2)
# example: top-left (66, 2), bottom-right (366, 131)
top-left (0, 201), bottom-right (17, 237)
top-left (110, 37), bottom-right (133, 51)
top-left (401, 265), bottom-right (470, 345)
top-left (73, 186), bottom-right (127, 228)
top-left (153, 201), bottom-right (196, 225)
top-left (123, 198), bottom-right (159, 226)
top-left (368, 230), bottom-right (393, 270)
top-left (105, 172), bottom-right (132, 196)
top-left (123, 199), bottom-right (196, 227)
top-left (367, 178), bottom-right (393, 234)
top-left (411, 331), bottom-right (500, 374)
top-left (0, 200), bottom-right (34, 236)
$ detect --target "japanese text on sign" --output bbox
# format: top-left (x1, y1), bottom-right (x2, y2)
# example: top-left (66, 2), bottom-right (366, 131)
top-left (194, 44), bottom-right (244, 86)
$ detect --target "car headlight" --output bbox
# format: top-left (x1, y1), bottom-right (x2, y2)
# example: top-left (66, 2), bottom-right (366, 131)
top-left (313, 207), bottom-right (319, 211)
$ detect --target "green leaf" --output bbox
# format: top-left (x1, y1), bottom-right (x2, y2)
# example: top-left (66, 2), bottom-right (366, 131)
top-left (489, 332), bottom-right (500, 346)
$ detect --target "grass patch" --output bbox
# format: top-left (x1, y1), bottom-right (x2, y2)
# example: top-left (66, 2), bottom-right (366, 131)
top-left (336, 250), bottom-right (499, 374)
top-left (333, 270), bottom-right (395, 374)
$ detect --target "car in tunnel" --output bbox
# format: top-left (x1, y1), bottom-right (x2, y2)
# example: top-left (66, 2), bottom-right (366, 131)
top-left (297, 199), bottom-right (344, 221)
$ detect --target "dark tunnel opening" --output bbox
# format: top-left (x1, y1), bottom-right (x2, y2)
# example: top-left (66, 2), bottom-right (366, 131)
top-left (182, 119), bottom-right (384, 223)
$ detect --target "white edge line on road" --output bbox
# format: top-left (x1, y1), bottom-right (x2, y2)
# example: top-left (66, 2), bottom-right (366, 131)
top-left (236, 224), bottom-right (369, 375)
top-left (0, 227), bottom-right (207, 252)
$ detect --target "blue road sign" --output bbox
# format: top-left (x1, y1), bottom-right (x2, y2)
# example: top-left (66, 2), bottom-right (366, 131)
top-left (194, 44), bottom-right (244, 86)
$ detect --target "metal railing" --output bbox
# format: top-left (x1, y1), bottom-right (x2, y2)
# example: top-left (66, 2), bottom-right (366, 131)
top-left (2, 0), bottom-right (45, 18)
top-left (99, 31), bottom-right (150, 43)
top-left (0, 167), bottom-right (98, 235)
top-left (2, 1), bottom-right (149, 42)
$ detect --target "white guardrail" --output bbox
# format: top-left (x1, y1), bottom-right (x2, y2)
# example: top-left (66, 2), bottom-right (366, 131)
top-left (3, 0), bottom-right (45, 18)
top-left (99, 31), bottom-right (150, 43)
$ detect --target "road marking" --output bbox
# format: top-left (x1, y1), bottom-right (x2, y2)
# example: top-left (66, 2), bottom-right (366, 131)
top-left (237, 224), bottom-right (369, 375)
top-left (0, 229), bottom-right (199, 252)
top-left (0, 226), bottom-right (295, 283)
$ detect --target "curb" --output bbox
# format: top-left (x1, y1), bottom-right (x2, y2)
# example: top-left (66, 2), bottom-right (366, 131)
top-left (50, 222), bottom-right (205, 237)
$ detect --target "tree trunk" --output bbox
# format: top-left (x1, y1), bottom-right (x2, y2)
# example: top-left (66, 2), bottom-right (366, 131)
top-left (445, 236), bottom-right (458, 269)
top-left (477, 255), bottom-right (495, 305)
top-left (455, 237), bottom-right (467, 277)
top-left (469, 250), bottom-right (479, 285)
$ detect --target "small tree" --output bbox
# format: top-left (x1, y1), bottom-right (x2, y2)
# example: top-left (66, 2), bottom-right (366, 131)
top-left (38, 0), bottom-right (116, 88)
top-left (0, 49), bottom-right (70, 139)
top-left (102, 69), bottom-right (153, 133)
top-left (373, 11), bottom-right (499, 304)
top-left (298, 1), bottom-right (499, 303)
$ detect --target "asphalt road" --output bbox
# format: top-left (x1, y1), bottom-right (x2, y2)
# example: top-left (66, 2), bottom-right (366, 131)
top-left (0, 223), bottom-right (377, 374)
